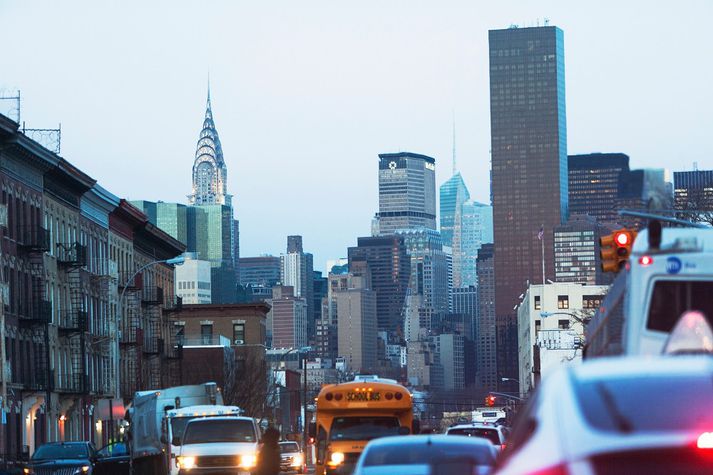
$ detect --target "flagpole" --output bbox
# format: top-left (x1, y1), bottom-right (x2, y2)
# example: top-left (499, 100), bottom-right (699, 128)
top-left (541, 225), bottom-right (545, 285)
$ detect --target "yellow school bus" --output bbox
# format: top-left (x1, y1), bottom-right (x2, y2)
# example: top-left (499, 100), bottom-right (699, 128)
top-left (311, 378), bottom-right (415, 475)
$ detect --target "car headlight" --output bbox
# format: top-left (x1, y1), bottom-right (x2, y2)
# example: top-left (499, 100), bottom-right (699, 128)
top-left (239, 453), bottom-right (257, 469)
top-left (176, 456), bottom-right (196, 469)
top-left (23, 469), bottom-right (32, 475)
top-left (327, 451), bottom-right (344, 467)
top-left (73, 466), bottom-right (90, 475)
top-left (291, 453), bottom-right (304, 467)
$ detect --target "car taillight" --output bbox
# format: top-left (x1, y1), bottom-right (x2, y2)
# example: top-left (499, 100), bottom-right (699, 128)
top-left (501, 443), bottom-right (507, 451)
top-left (527, 464), bottom-right (569, 475)
top-left (638, 255), bottom-right (653, 266)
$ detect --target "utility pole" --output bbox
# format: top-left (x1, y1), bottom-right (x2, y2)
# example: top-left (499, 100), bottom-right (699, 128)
top-left (302, 353), bottom-right (307, 448)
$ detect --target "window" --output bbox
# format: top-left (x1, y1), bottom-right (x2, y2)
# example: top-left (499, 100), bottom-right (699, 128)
top-left (557, 295), bottom-right (569, 309)
top-left (534, 295), bottom-right (541, 310)
top-left (175, 325), bottom-right (185, 345)
top-left (201, 324), bottom-right (213, 344)
top-left (647, 280), bottom-right (713, 332)
top-left (558, 319), bottom-right (570, 330)
top-left (583, 295), bottom-right (602, 309)
top-left (233, 323), bottom-right (245, 344)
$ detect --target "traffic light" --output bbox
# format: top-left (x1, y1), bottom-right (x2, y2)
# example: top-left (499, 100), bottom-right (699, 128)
top-left (600, 229), bottom-right (637, 272)
top-left (485, 395), bottom-right (496, 407)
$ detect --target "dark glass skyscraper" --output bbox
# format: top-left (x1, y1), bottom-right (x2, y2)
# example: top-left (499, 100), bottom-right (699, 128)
top-left (674, 170), bottom-right (713, 211)
top-left (489, 26), bottom-right (568, 388)
top-left (568, 153), bottom-right (630, 224)
top-left (347, 235), bottom-right (410, 334)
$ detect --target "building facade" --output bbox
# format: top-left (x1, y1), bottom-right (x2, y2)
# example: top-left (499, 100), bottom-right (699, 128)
top-left (674, 170), bottom-right (713, 212)
top-left (476, 244), bottom-right (497, 391)
top-left (335, 276), bottom-right (377, 374)
top-left (489, 26), bottom-right (569, 390)
top-left (554, 214), bottom-right (612, 285)
top-left (175, 254), bottom-right (212, 304)
top-left (347, 235), bottom-right (410, 334)
top-left (516, 282), bottom-right (608, 396)
top-left (568, 153), bottom-right (630, 224)
top-left (375, 152), bottom-right (437, 235)
top-left (268, 286), bottom-right (308, 349)
top-left (280, 236), bottom-right (315, 337)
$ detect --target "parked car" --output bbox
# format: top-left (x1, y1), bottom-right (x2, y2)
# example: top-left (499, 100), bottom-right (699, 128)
top-left (94, 442), bottom-right (130, 475)
top-left (24, 441), bottom-right (96, 474)
top-left (496, 355), bottom-right (713, 475)
top-left (445, 423), bottom-right (510, 452)
top-left (354, 435), bottom-right (497, 475)
top-left (279, 441), bottom-right (306, 473)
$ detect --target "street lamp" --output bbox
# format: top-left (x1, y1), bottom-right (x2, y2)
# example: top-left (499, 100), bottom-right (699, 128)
top-left (539, 311), bottom-right (591, 325)
top-left (113, 255), bottom-right (185, 423)
top-left (501, 377), bottom-right (520, 384)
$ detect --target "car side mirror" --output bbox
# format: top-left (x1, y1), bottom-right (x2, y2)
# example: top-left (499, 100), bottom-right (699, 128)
top-left (172, 436), bottom-right (181, 446)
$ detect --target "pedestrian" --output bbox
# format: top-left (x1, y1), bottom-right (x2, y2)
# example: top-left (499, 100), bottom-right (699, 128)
top-left (254, 426), bottom-right (281, 475)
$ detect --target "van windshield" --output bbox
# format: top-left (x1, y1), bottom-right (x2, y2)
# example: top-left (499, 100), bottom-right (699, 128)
top-left (647, 280), bottom-right (713, 332)
top-left (183, 419), bottom-right (256, 444)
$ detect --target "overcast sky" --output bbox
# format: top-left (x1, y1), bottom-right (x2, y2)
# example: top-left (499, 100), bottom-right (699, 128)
top-left (2, 1), bottom-right (712, 271)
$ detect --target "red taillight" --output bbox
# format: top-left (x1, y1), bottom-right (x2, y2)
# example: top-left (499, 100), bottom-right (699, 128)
top-left (334, 393), bottom-right (343, 401)
top-left (527, 464), bottom-right (569, 475)
top-left (638, 255), bottom-right (653, 266)
top-left (385, 392), bottom-right (393, 400)
top-left (394, 392), bottom-right (403, 400)
top-left (698, 432), bottom-right (713, 449)
top-left (500, 444), bottom-right (506, 451)
top-left (325, 393), bottom-right (333, 401)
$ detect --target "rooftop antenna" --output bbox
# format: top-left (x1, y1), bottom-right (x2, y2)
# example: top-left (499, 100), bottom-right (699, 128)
top-left (544, 18), bottom-right (550, 26)
top-left (694, 161), bottom-right (699, 171)
top-left (452, 111), bottom-right (456, 175)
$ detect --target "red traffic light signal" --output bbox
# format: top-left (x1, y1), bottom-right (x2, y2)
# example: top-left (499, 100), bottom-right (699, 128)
top-left (485, 395), bottom-right (496, 407)
top-left (600, 229), bottom-right (637, 273)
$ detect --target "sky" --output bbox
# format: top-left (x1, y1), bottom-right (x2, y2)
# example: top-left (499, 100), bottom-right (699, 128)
top-left (2, 1), bottom-right (712, 272)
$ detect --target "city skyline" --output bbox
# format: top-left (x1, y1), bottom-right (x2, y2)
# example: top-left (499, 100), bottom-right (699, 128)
top-left (2, 2), bottom-right (712, 270)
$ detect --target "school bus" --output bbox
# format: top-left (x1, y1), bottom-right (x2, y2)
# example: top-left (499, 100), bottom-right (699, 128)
top-left (310, 377), bottom-right (415, 475)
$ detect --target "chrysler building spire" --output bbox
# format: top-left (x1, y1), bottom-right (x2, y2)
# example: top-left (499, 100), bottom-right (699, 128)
top-left (189, 86), bottom-right (230, 206)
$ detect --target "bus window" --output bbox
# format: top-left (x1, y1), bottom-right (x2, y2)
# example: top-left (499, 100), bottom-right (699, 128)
top-left (330, 416), bottom-right (401, 441)
top-left (647, 281), bottom-right (713, 332)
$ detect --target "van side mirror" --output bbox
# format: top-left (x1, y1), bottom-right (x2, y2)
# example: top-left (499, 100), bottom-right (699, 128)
top-left (172, 436), bottom-right (181, 446)
top-left (308, 422), bottom-right (316, 439)
top-left (160, 435), bottom-right (167, 444)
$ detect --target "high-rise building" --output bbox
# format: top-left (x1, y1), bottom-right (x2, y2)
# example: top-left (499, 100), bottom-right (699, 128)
top-left (200, 203), bottom-right (237, 303)
top-left (175, 253), bottom-right (212, 304)
top-left (375, 152), bottom-right (437, 235)
top-left (616, 168), bottom-right (673, 228)
top-left (568, 153), bottom-right (630, 224)
top-left (336, 275), bottom-right (378, 373)
top-left (281, 236), bottom-right (315, 335)
top-left (268, 286), bottom-right (308, 349)
top-left (476, 244), bottom-right (497, 391)
top-left (430, 333), bottom-right (465, 391)
top-left (554, 214), bottom-right (612, 285)
top-left (489, 26), bottom-right (569, 388)
top-left (397, 228), bottom-right (450, 316)
top-left (461, 201), bottom-right (493, 286)
top-left (440, 172), bottom-right (470, 287)
top-left (189, 88), bottom-right (229, 206)
top-left (347, 235), bottom-right (410, 334)
top-left (674, 170), bottom-right (713, 211)
top-left (239, 256), bottom-right (281, 287)
top-left (452, 286), bottom-right (478, 343)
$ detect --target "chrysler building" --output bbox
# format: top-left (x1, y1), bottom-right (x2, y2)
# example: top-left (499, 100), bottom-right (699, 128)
top-left (189, 87), bottom-right (230, 206)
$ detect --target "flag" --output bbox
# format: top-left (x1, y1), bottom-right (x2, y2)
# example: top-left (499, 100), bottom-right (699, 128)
top-left (537, 226), bottom-right (544, 240)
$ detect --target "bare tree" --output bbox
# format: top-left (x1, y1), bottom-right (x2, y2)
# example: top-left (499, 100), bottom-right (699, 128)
top-left (223, 348), bottom-right (270, 422)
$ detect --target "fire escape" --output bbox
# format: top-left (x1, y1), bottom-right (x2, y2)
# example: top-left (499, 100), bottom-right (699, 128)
top-left (141, 285), bottom-right (163, 389)
top-left (119, 271), bottom-right (141, 399)
top-left (17, 225), bottom-right (51, 392)
top-left (87, 258), bottom-right (114, 396)
top-left (163, 295), bottom-right (183, 388)
top-left (56, 242), bottom-right (88, 395)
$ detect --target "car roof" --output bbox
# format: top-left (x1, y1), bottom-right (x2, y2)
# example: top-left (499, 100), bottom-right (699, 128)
top-left (367, 434), bottom-right (494, 448)
top-left (186, 415), bottom-right (254, 422)
top-left (40, 441), bottom-right (90, 446)
top-left (448, 423), bottom-right (502, 430)
top-left (569, 355), bottom-right (713, 382)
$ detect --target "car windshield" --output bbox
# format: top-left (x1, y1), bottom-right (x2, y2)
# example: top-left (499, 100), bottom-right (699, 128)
top-left (33, 444), bottom-right (89, 460)
top-left (447, 428), bottom-right (500, 445)
top-left (183, 419), bottom-right (256, 444)
top-left (362, 442), bottom-right (495, 467)
top-left (279, 442), bottom-right (300, 453)
top-left (329, 416), bottom-right (401, 441)
top-left (97, 443), bottom-right (127, 457)
top-left (575, 375), bottom-right (713, 432)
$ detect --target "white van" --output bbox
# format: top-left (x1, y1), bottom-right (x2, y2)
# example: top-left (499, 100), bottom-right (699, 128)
top-left (586, 223), bottom-right (713, 358)
top-left (175, 416), bottom-right (260, 474)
